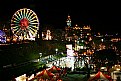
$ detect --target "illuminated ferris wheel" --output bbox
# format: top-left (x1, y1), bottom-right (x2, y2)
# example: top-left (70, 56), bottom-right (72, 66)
top-left (11, 8), bottom-right (39, 41)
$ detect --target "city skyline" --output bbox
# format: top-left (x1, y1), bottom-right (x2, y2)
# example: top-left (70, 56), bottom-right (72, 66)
top-left (0, 0), bottom-right (121, 33)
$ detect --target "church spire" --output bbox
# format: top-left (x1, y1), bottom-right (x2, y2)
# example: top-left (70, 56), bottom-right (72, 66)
top-left (66, 14), bottom-right (71, 27)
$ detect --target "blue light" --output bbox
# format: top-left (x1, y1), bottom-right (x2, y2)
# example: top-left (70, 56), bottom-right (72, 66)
top-left (0, 30), bottom-right (6, 43)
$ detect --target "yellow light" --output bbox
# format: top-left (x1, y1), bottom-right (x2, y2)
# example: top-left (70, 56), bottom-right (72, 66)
top-left (116, 68), bottom-right (120, 71)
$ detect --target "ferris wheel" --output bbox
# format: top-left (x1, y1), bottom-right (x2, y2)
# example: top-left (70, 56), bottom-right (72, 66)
top-left (11, 8), bottom-right (39, 41)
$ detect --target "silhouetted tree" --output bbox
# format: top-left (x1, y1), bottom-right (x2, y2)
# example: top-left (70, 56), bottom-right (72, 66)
top-left (93, 49), bottom-right (117, 67)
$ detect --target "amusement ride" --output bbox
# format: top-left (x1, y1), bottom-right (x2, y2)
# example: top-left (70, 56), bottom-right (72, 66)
top-left (10, 8), bottom-right (39, 42)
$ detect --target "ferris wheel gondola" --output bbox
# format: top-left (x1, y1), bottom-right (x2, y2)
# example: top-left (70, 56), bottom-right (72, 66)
top-left (11, 8), bottom-right (39, 41)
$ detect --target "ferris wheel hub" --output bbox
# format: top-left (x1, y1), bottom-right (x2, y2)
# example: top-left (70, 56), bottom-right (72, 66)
top-left (19, 18), bottom-right (29, 30)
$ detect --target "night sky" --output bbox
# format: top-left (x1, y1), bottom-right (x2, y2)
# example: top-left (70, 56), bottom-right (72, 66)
top-left (0, 0), bottom-right (121, 33)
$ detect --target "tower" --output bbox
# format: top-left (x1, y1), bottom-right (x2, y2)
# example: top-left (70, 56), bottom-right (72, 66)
top-left (66, 14), bottom-right (71, 27)
top-left (46, 30), bottom-right (52, 40)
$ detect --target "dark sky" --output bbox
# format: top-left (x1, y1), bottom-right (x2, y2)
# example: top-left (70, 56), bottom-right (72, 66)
top-left (0, 0), bottom-right (121, 33)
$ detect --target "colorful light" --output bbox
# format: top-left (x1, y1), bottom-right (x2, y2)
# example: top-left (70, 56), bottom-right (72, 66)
top-left (11, 8), bottom-right (39, 41)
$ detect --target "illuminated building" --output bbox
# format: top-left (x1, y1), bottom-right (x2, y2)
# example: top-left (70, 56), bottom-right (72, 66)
top-left (65, 14), bottom-right (72, 41)
top-left (65, 15), bottom-right (93, 57)
top-left (42, 29), bottom-right (52, 40)
top-left (81, 25), bottom-right (92, 42)
top-left (65, 19), bottom-right (92, 42)
top-left (45, 30), bottom-right (52, 40)
top-left (66, 14), bottom-right (71, 27)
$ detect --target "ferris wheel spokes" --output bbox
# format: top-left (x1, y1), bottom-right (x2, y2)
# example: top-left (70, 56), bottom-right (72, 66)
top-left (11, 8), bottom-right (39, 42)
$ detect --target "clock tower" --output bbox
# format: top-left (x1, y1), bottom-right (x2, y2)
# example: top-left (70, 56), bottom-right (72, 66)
top-left (66, 14), bottom-right (71, 27)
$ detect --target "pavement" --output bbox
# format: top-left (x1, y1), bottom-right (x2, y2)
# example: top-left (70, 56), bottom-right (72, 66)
top-left (61, 74), bottom-right (88, 81)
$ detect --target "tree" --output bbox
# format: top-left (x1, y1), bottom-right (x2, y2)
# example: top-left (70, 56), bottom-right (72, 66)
top-left (93, 49), bottom-right (117, 67)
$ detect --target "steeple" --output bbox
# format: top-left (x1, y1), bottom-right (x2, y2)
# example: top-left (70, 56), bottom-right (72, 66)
top-left (66, 14), bottom-right (71, 27)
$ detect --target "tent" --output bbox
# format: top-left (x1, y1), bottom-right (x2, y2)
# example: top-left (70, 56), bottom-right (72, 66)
top-left (35, 69), bottom-right (54, 80)
top-left (88, 71), bottom-right (112, 81)
top-left (48, 65), bottom-right (61, 73)
top-left (48, 65), bottom-right (62, 80)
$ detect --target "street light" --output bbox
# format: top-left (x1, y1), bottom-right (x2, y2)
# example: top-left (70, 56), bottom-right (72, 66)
top-left (55, 48), bottom-right (58, 55)
top-left (39, 53), bottom-right (42, 61)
